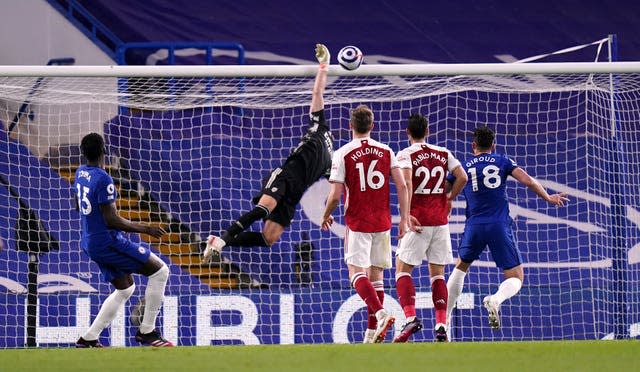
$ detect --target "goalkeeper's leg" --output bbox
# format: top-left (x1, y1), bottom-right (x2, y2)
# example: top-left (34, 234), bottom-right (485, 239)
top-left (203, 196), bottom-right (276, 262)
top-left (223, 219), bottom-right (285, 247)
top-left (221, 203), bottom-right (272, 243)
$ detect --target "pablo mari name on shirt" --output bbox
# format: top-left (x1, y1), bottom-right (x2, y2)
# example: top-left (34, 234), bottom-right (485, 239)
top-left (412, 151), bottom-right (447, 167)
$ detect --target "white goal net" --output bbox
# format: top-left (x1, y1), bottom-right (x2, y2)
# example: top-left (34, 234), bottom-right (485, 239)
top-left (0, 59), bottom-right (639, 347)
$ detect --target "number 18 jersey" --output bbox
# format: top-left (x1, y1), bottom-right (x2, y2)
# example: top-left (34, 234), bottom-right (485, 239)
top-left (330, 137), bottom-right (398, 233)
top-left (458, 153), bottom-right (518, 225)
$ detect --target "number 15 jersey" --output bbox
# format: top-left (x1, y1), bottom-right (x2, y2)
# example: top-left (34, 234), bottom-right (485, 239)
top-left (330, 137), bottom-right (399, 233)
top-left (456, 153), bottom-right (518, 225)
top-left (74, 165), bottom-right (119, 251)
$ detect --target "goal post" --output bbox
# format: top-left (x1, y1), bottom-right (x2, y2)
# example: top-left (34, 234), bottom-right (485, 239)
top-left (2, 61), bottom-right (640, 77)
top-left (0, 60), bottom-right (639, 347)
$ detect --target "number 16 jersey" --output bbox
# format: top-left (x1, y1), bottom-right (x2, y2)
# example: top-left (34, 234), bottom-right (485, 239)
top-left (329, 137), bottom-right (398, 233)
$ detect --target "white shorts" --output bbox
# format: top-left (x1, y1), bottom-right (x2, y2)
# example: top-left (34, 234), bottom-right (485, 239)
top-left (396, 225), bottom-right (454, 266)
top-left (344, 228), bottom-right (392, 269)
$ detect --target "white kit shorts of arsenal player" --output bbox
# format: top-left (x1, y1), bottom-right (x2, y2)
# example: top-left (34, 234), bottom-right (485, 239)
top-left (344, 227), bottom-right (392, 269)
top-left (396, 225), bottom-right (454, 266)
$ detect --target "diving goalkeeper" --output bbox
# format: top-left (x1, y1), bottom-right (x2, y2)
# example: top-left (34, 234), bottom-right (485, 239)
top-left (202, 44), bottom-right (333, 261)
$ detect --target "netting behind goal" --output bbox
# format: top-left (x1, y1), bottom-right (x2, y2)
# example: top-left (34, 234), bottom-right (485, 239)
top-left (0, 68), bottom-right (638, 347)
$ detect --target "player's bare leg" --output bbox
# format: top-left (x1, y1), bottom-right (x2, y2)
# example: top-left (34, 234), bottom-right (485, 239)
top-left (484, 265), bottom-right (524, 330)
top-left (203, 195), bottom-right (277, 262)
top-left (261, 220), bottom-right (285, 246)
top-left (393, 259), bottom-right (422, 343)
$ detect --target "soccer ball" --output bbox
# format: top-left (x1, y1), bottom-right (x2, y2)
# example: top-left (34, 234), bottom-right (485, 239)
top-left (337, 46), bottom-right (364, 71)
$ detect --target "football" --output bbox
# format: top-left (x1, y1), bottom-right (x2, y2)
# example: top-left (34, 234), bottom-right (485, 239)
top-left (337, 46), bottom-right (364, 71)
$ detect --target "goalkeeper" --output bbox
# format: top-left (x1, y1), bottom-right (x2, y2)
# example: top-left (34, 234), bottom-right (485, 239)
top-left (203, 44), bottom-right (333, 261)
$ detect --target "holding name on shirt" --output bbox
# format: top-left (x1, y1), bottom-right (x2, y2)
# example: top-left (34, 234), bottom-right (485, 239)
top-left (321, 104), bottom-right (416, 344)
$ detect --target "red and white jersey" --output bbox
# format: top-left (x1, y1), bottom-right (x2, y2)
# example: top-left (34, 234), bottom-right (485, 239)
top-left (396, 142), bottom-right (461, 226)
top-left (330, 137), bottom-right (399, 233)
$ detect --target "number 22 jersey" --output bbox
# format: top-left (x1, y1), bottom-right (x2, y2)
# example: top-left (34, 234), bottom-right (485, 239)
top-left (396, 143), bottom-right (461, 226)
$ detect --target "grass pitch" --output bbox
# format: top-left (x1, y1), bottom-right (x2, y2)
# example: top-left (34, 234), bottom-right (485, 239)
top-left (1, 340), bottom-right (635, 372)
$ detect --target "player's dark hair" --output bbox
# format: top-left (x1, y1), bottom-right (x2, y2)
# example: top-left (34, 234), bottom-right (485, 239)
top-left (407, 113), bottom-right (428, 139)
top-left (473, 126), bottom-right (495, 150)
top-left (80, 132), bottom-right (105, 162)
top-left (350, 105), bottom-right (373, 134)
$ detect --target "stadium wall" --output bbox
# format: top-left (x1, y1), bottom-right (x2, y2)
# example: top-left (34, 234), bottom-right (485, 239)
top-left (0, 1), bottom-right (113, 66)
top-left (0, 2), bottom-right (116, 157)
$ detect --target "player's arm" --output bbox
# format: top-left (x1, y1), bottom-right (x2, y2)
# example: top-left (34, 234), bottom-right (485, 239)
top-left (310, 44), bottom-right (329, 113)
top-left (321, 181), bottom-right (343, 230)
top-left (100, 203), bottom-right (166, 238)
top-left (402, 167), bottom-right (413, 205)
top-left (445, 179), bottom-right (453, 194)
top-left (511, 167), bottom-right (569, 207)
top-left (448, 165), bottom-right (467, 201)
top-left (401, 167), bottom-right (420, 229)
top-left (391, 167), bottom-right (413, 238)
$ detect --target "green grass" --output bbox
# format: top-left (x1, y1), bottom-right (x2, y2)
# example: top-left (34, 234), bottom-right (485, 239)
top-left (0, 340), bottom-right (636, 372)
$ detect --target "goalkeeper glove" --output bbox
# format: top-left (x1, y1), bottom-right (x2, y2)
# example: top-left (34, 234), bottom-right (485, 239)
top-left (315, 44), bottom-right (330, 65)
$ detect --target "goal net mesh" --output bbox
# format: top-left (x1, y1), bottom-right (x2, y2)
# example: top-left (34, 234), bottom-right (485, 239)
top-left (0, 67), bottom-right (638, 346)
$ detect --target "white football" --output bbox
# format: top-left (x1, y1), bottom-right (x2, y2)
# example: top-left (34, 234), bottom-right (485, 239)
top-left (337, 46), bottom-right (364, 71)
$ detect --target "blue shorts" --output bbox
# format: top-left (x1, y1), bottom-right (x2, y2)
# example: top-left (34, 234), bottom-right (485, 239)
top-left (458, 222), bottom-right (522, 270)
top-left (84, 236), bottom-right (151, 282)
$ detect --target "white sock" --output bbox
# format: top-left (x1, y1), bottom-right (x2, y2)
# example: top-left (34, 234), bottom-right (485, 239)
top-left (139, 265), bottom-right (169, 334)
top-left (83, 285), bottom-right (135, 340)
top-left (446, 268), bottom-right (466, 323)
top-left (492, 277), bottom-right (522, 305)
top-left (375, 308), bottom-right (389, 321)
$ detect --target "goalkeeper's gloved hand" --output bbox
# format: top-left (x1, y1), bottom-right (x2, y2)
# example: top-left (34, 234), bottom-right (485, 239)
top-left (315, 44), bottom-right (330, 65)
